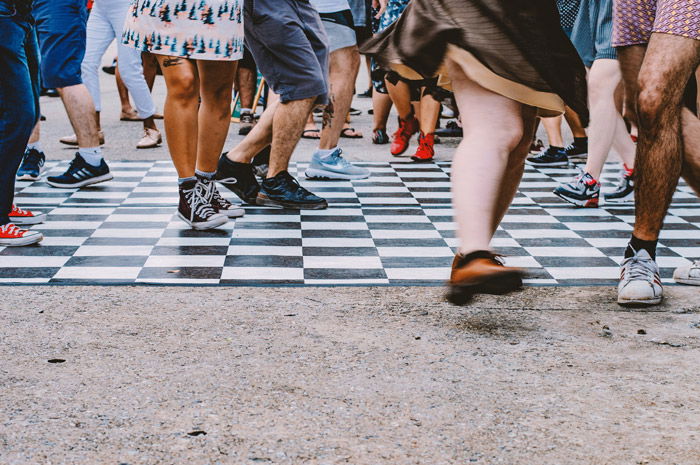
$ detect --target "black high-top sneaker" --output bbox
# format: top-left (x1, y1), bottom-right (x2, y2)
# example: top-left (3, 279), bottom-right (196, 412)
top-left (215, 153), bottom-right (260, 204)
top-left (196, 175), bottom-right (245, 218)
top-left (178, 179), bottom-right (228, 230)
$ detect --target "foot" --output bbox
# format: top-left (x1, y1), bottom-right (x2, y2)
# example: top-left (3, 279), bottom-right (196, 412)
top-left (197, 175), bottom-right (244, 218)
top-left (349, 107), bottom-right (362, 116)
top-left (358, 88), bottom-right (372, 98)
top-left (525, 146), bottom-right (569, 167)
top-left (239, 111), bottom-right (255, 136)
top-left (0, 223), bottom-right (43, 247)
top-left (120, 108), bottom-right (141, 121)
top-left (410, 132), bottom-right (435, 163)
top-left (16, 147), bottom-right (46, 181)
top-left (529, 138), bottom-right (544, 153)
top-left (305, 148), bottom-right (371, 180)
top-left (447, 251), bottom-right (523, 305)
top-left (46, 153), bottom-right (113, 188)
top-left (618, 248), bottom-right (663, 307)
top-left (434, 120), bottom-right (463, 138)
top-left (215, 154), bottom-right (260, 204)
top-left (59, 131), bottom-right (105, 146)
top-left (9, 205), bottom-right (46, 225)
top-left (553, 172), bottom-right (600, 207)
top-left (565, 140), bottom-right (588, 161)
top-left (372, 128), bottom-right (389, 145)
top-left (252, 147), bottom-right (270, 179)
top-left (136, 128), bottom-right (162, 149)
top-left (674, 260), bottom-right (700, 286)
top-left (390, 114), bottom-right (419, 156)
top-left (177, 179), bottom-right (228, 230)
top-left (257, 171), bottom-right (328, 209)
top-left (603, 166), bottom-right (634, 204)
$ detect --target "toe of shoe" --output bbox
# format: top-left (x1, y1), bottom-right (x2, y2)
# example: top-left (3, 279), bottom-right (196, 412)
top-left (618, 280), bottom-right (662, 301)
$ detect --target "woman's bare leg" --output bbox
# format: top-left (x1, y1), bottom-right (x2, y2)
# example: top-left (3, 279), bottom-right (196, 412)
top-left (386, 79), bottom-right (412, 119)
top-left (541, 116), bottom-right (564, 147)
top-left (156, 56), bottom-right (199, 178)
top-left (196, 60), bottom-right (238, 173)
top-left (372, 90), bottom-right (392, 131)
top-left (446, 58), bottom-right (535, 254)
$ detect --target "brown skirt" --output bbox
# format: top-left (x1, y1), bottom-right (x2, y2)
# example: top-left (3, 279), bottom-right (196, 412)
top-left (361, 0), bottom-right (589, 124)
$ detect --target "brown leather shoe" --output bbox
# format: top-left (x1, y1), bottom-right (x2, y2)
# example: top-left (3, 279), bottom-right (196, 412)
top-left (447, 250), bottom-right (523, 305)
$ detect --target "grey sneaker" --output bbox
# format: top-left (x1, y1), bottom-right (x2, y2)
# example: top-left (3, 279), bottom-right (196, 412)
top-left (618, 248), bottom-right (663, 307)
top-left (673, 260), bottom-right (700, 286)
top-left (304, 148), bottom-right (370, 180)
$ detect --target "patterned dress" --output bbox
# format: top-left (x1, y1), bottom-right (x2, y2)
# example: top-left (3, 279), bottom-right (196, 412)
top-left (122, 0), bottom-right (244, 61)
top-left (613, 0), bottom-right (700, 47)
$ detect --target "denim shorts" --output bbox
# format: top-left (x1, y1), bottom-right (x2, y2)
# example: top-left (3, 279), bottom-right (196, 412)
top-left (244, 0), bottom-right (329, 104)
top-left (571, 0), bottom-right (617, 67)
top-left (33, 0), bottom-right (88, 88)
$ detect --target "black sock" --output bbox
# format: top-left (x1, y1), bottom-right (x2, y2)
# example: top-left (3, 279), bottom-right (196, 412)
top-left (573, 136), bottom-right (588, 147)
top-left (550, 145), bottom-right (564, 151)
top-left (625, 234), bottom-right (657, 259)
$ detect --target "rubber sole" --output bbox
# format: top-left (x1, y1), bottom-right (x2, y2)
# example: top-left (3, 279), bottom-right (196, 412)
top-left (256, 194), bottom-right (328, 210)
top-left (553, 190), bottom-right (599, 208)
top-left (0, 232), bottom-right (43, 247)
top-left (446, 271), bottom-right (523, 306)
top-left (603, 193), bottom-right (634, 204)
top-left (177, 212), bottom-right (228, 230)
top-left (218, 207), bottom-right (245, 218)
top-left (617, 296), bottom-right (663, 307)
top-left (16, 173), bottom-right (41, 181)
top-left (46, 172), bottom-right (114, 189)
top-left (410, 156), bottom-right (434, 163)
top-left (525, 160), bottom-right (570, 168)
top-left (10, 213), bottom-right (47, 225)
top-left (673, 278), bottom-right (700, 286)
top-left (304, 168), bottom-right (370, 181)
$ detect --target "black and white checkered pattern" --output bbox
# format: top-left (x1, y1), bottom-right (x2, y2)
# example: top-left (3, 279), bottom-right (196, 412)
top-left (4, 160), bottom-right (699, 285)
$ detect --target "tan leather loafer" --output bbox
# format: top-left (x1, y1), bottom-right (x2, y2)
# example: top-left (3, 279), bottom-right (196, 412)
top-left (447, 250), bottom-right (523, 305)
top-left (136, 128), bottom-right (162, 149)
top-left (59, 131), bottom-right (105, 146)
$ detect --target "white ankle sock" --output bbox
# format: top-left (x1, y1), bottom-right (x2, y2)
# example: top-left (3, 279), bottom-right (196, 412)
top-left (195, 169), bottom-right (215, 179)
top-left (78, 147), bottom-right (103, 167)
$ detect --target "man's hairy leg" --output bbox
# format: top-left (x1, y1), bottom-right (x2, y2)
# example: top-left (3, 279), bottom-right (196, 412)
top-left (634, 33), bottom-right (700, 241)
top-left (268, 97), bottom-right (316, 178)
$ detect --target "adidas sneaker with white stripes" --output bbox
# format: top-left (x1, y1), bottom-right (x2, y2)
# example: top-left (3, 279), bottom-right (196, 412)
top-left (46, 153), bottom-right (113, 188)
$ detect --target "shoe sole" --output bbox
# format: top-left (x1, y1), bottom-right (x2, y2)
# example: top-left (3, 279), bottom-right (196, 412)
top-left (46, 173), bottom-right (114, 189)
top-left (218, 208), bottom-right (245, 218)
top-left (673, 278), bottom-right (700, 286)
top-left (177, 212), bottom-right (228, 230)
top-left (16, 173), bottom-right (41, 181)
top-left (256, 194), bottom-right (328, 210)
top-left (617, 296), bottom-right (663, 307)
top-left (567, 153), bottom-right (588, 161)
top-left (304, 168), bottom-right (370, 180)
top-left (553, 190), bottom-right (599, 208)
top-left (216, 181), bottom-right (259, 205)
top-left (446, 271), bottom-right (523, 305)
top-left (10, 213), bottom-right (47, 225)
top-left (0, 233), bottom-right (43, 247)
top-left (136, 141), bottom-right (162, 149)
top-left (603, 193), bottom-right (634, 204)
top-left (410, 157), bottom-right (434, 163)
top-left (525, 160), bottom-right (570, 168)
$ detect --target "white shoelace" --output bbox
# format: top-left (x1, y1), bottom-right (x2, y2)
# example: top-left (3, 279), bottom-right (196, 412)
top-left (622, 255), bottom-right (659, 282)
top-left (0, 223), bottom-right (22, 237)
top-left (183, 182), bottom-right (217, 222)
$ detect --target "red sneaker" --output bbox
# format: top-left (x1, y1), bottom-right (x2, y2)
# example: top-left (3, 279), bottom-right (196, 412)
top-left (0, 223), bottom-right (43, 247)
top-left (411, 132), bottom-right (435, 162)
top-left (9, 204), bottom-right (46, 225)
top-left (390, 114), bottom-right (419, 156)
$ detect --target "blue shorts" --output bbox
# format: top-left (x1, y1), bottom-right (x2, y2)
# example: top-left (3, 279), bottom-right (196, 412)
top-left (571, 0), bottom-right (617, 67)
top-left (244, 0), bottom-right (329, 104)
top-left (33, 0), bottom-right (87, 88)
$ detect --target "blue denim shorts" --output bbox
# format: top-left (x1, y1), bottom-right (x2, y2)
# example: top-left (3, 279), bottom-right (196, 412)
top-left (33, 0), bottom-right (88, 88)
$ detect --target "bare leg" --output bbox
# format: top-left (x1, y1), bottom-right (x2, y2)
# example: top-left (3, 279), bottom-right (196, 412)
top-left (563, 106), bottom-right (587, 138)
top-left (386, 79), bottom-right (412, 119)
top-left (28, 122), bottom-right (40, 144)
top-left (156, 56), bottom-right (199, 178)
top-left (57, 84), bottom-right (100, 148)
top-left (418, 92), bottom-right (440, 134)
top-left (227, 93), bottom-right (279, 163)
top-left (268, 97), bottom-right (316, 177)
top-left (196, 60), bottom-right (238, 173)
top-left (634, 33), bottom-right (700, 241)
top-left (618, 45), bottom-right (647, 135)
top-left (541, 116), bottom-right (564, 147)
top-left (583, 59), bottom-right (634, 179)
top-left (446, 58), bottom-right (535, 254)
top-left (142, 52), bottom-right (158, 91)
top-left (372, 90), bottom-right (392, 131)
top-left (235, 65), bottom-right (256, 110)
top-left (319, 46), bottom-right (360, 149)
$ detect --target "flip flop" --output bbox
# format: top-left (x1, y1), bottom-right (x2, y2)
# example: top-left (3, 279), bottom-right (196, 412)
top-left (301, 129), bottom-right (321, 139)
top-left (340, 127), bottom-right (363, 139)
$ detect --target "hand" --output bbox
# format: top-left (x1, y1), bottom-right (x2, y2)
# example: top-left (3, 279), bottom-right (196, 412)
top-left (372, 0), bottom-right (387, 19)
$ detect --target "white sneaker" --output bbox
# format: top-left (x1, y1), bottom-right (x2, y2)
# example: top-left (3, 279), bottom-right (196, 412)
top-left (673, 260), bottom-right (700, 286)
top-left (136, 128), bottom-right (162, 149)
top-left (618, 248), bottom-right (663, 307)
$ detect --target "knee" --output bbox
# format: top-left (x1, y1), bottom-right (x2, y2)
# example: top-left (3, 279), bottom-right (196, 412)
top-left (168, 73), bottom-right (199, 102)
top-left (636, 84), bottom-right (666, 129)
top-left (488, 122), bottom-right (525, 154)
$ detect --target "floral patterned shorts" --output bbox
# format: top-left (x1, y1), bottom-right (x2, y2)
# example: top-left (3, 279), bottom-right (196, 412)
top-left (613, 0), bottom-right (700, 47)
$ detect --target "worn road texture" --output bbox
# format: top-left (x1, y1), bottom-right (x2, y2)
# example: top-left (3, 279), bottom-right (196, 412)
top-left (1, 285), bottom-right (700, 464)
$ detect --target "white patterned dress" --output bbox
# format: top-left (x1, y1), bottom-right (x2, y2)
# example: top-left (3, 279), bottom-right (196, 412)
top-left (122, 0), bottom-right (244, 61)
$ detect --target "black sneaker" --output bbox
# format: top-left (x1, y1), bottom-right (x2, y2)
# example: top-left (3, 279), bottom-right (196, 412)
top-left (178, 179), bottom-right (228, 230)
top-left (525, 146), bottom-right (569, 167)
top-left (565, 140), bottom-right (588, 160)
top-left (46, 153), bottom-right (113, 188)
top-left (197, 175), bottom-right (244, 218)
top-left (16, 147), bottom-right (46, 181)
top-left (358, 88), bottom-right (372, 98)
top-left (257, 171), bottom-right (328, 210)
top-left (215, 154), bottom-right (260, 204)
top-left (238, 111), bottom-right (255, 136)
top-left (252, 146), bottom-right (270, 178)
top-left (604, 168), bottom-right (635, 204)
top-left (553, 172), bottom-right (600, 207)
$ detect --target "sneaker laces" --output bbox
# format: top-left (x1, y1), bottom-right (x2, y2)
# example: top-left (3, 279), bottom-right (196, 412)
top-left (622, 254), bottom-right (659, 282)
top-left (11, 205), bottom-right (31, 216)
top-left (0, 223), bottom-right (23, 237)
top-left (328, 149), bottom-right (352, 169)
top-left (277, 171), bottom-right (315, 196)
top-left (183, 181), bottom-right (218, 221)
top-left (202, 178), bottom-right (233, 208)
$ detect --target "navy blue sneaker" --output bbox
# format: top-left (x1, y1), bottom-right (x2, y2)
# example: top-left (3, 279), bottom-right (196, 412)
top-left (46, 153), bottom-right (113, 189)
top-left (526, 146), bottom-right (569, 167)
top-left (16, 148), bottom-right (45, 181)
top-left (257, 171), bottom-right (328, 210)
